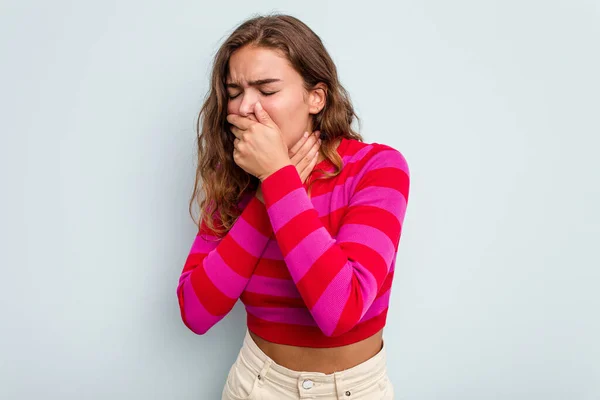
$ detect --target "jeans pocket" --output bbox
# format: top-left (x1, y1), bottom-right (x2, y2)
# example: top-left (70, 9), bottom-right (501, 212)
top-left (223, 356), bottom-right (262, 400)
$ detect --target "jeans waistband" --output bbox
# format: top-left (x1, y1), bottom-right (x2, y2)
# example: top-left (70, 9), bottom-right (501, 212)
top-left (239, 329), bottom-right (388, 396)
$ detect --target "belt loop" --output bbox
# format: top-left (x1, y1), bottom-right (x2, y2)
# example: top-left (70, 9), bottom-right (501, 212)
top-left (334, 371), bottom-right (343, 400)
top-left (257, 357), bottom-right (272, 386)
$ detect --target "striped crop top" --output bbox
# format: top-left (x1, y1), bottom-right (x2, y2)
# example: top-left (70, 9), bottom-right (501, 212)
top-left (176, 137), bottom-right (410, 347)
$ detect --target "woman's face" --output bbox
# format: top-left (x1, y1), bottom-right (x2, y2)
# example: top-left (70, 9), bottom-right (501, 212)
top-left (225, 45), bottom-right (325, 149)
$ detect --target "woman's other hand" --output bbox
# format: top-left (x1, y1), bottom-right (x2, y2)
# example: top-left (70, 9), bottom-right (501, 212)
top-left (255, 131), bottom-right (321, 204)
top-left (288, 130), bottom-right (322, 183)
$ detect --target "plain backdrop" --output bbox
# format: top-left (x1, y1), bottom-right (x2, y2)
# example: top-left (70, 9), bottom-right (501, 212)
top-left (1, 1), bottom-right (599, 399)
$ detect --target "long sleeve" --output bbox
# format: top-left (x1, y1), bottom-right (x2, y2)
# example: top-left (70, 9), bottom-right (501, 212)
top-left (176, 194), bottom-right (273, 335)
top-left (260, 147), bottom-right (410, 337)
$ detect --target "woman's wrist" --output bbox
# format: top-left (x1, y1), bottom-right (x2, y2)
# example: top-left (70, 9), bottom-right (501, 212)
top-left (259, 161), bottom-right (293, 182)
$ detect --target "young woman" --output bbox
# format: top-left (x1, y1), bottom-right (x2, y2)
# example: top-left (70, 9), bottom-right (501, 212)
top-left (177, 14), bottom-right (410, 400)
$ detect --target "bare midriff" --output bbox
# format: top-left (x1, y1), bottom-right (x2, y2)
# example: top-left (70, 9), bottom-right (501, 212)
top-left (249, 329), bottom-right (384, 374)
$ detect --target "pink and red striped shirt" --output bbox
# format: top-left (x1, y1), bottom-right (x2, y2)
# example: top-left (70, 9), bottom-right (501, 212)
top-left (177, 137), bottom-right (410, 347)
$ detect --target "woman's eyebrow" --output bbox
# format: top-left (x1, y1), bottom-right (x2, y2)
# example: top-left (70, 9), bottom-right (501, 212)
top-left (225, 78), bottom-right (282, 88)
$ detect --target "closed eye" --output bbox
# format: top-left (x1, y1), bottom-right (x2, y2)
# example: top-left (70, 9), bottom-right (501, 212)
top-left (228, 91), bottom-right (278, 99)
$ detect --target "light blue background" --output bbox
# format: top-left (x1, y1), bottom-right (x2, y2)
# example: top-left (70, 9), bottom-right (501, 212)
top-left (1, 1), bottom-right (599, 399)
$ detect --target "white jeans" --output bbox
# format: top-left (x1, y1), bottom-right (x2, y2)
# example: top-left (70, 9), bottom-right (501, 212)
top-left (222, 330), bottom-right (394, 399)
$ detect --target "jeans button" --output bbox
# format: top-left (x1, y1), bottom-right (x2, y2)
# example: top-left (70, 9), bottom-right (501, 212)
top-left (302, 379), bottom-right (314, 390)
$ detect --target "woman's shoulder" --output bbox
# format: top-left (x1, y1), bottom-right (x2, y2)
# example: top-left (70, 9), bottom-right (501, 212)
top-left (342, 137), bottom-right (410, 177)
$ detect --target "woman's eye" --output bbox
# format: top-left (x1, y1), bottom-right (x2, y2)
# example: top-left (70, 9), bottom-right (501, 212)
top-left (227, 91), bottom-right (277, 99)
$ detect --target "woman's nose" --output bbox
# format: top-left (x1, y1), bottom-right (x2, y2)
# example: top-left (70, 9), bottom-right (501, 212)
top-left (238, 93), bottom-right (259, 118)
top-left (238, 107), bottom-right (258, 121)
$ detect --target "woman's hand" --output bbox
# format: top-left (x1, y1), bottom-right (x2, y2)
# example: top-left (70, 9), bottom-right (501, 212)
top-left (288, 130), bottom-right (322, 184)
top-left (227, 102), bottom-right (291, 181)
top-left (255, 131), bottom-right (321, 204)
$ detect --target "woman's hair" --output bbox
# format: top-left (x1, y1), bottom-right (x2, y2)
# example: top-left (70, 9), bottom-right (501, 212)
top-left (190, 13), bottom-right (363, 237)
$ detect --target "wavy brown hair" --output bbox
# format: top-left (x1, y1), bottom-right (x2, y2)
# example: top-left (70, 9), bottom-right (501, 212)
top-left (189, 13), bottom-right (363, 237)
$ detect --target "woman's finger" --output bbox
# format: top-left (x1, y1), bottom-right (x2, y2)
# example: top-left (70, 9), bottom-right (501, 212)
top-left (288, 132), bottom-right (310, 157)
top-left (226, 114), bottom-right (253, 131)
top-left (299, 147), bottom-right (320, 183)
top-left (298, 139), bottom-right (320, 178)
top-left (290, 130), bottom-right (319, 158)
top-left (290, 132), bottom-right (319, 164)
top-left (230, 125), bottom-right (244, 139)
